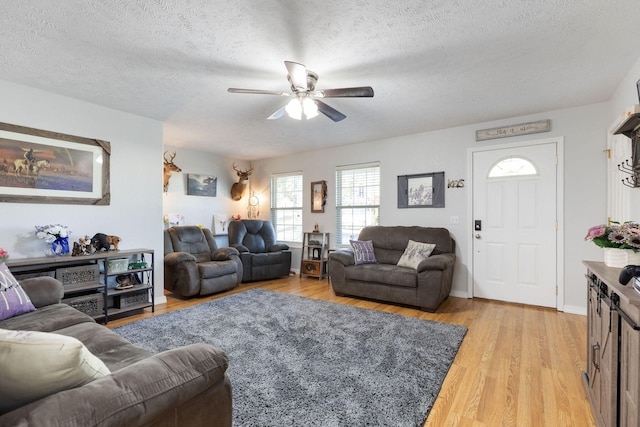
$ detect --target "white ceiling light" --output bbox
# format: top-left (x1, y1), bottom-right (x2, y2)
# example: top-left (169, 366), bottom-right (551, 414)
top-left (285, 97), bottom-right (319, 120)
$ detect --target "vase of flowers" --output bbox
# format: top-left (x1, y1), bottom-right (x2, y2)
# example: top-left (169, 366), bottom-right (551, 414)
top-left (0, 248), bottom-right (8, 263)
top-left (35, 224), bottom-right (71, 257)
top-left (585, 221), bottom-right (640, 268)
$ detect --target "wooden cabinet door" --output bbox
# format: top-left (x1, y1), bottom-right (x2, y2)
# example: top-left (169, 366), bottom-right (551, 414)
top-left (620, 320), bottom-right (640, 427)
top-left (587, 286), bottom-right (602, 417)
top-left (598, 298), bottom-right (618, 427)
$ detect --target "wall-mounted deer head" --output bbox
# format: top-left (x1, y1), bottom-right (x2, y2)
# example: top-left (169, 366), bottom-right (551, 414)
top-left (163, 151), bottom-right (182, 192)
top-left (231, 162), bottom-right (254, 201)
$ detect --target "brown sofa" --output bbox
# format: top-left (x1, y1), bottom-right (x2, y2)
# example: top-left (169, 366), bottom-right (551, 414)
top-left (0, 276), bottom-right (232, 427)
top-left (328, 226), bottom-right (455, 312)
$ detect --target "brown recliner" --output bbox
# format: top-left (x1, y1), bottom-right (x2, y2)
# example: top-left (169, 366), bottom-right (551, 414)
top-left (164, 226), bottom-right (242, 296)
top-left (228, 220), bottom-right (292, 282)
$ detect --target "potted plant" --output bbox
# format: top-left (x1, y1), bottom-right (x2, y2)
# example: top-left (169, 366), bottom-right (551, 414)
top-left (585, 221), bottom-right (640, 267)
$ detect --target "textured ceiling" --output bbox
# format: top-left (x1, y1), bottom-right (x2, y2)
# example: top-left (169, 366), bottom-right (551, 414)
top-left (1, 1), bottom-right (639, 160)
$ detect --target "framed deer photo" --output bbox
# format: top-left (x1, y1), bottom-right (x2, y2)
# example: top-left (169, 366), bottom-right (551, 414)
top-left (0, 121), bottom-right (110, 205)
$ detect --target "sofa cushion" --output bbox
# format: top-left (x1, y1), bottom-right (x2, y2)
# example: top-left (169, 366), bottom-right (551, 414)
top-left (0, 303), bottom-right (95, 333)
top-left (0, 263), bottom-right (36, 321)
top-left (350, 240), bottom-right (378, 265)
top-left (199, 260), bottom-right (240, 279)
top-left (0, 328), bottom-right (110, 414)
top-left (345, 264), bottom-right (417, 288)
top-left (397, 240), bottom-right (436, 269)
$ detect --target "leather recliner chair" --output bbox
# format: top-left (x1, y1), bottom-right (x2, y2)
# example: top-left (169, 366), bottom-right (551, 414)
top-left (227, 220), bottom-right (292, 282)
top-left (164, 226), bottom-right (242, 296)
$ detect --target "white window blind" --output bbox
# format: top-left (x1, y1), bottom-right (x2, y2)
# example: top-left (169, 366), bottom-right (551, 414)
top-left (336, 163), bottom-right (380, 244)
top-left (270, 173), bottom-right (303, 242)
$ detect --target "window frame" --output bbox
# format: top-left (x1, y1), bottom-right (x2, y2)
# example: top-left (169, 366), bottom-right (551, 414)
top-left (335, 162), bottom-right (381, 245)
top-left (270, 172), bottom-right (303, 243)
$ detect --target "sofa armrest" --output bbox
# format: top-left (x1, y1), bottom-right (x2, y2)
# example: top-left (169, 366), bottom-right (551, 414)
top-left (416, 253), bottom-right (455, 272)
top-left (212, 247), bottom-right (240, 261)
top-left (328, 250), bottom-right (355, 266)
top-left (19, 277), bottom-right (64, 308)
top-left (230, 243), bottom-right (249, 253)
top-left (268, 243), bottom-right (289, 252)
top-left (0, 344), bottom-right (230, 427)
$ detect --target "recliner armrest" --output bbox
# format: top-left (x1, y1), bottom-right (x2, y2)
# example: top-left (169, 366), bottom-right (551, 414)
top-left (164, 251), bottom-right (197, 265)
top-left (416, 253), bottom-right (455, 272)
top-left (212, 247), bottom-right (240, 260)
top-left (328, 250), bottom-right (355, 266)
top-left (268, 243), bottom-right (289, 251)
top-left (230, 244), bottom-right (249, 253)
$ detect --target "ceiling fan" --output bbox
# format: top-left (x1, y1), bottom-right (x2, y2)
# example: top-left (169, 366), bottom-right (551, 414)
top-left (228, 61), bottom-right (374, 122)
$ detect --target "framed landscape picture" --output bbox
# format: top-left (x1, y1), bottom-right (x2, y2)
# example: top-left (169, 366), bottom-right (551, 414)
top-left (0, 121), bottom-right (110, 205)
top-left (187, 173), bottom-right (217, 197)
top-left (397, 171), bottom-right (445, 208)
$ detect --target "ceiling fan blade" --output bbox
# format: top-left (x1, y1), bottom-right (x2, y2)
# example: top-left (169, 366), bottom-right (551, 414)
top-left (317, 86), bottom-right (374, 98)
top-left (267, 104), bottom-right (287, 120)
top-left (228, 88), bottom-right (289, 96)
top-left (284, 61), bottom-right (308, 91)
top-left (316, 100), bottom-right (346, 122)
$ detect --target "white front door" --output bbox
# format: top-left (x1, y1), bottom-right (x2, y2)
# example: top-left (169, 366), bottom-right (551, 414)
top-left (472, 141), bottom-right (557, 307)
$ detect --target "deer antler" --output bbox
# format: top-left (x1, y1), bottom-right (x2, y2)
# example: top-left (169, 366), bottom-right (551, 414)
top-left (164, 151), bottom-right (176, 163)
top-left (233, 162), bottom-right (254, 175)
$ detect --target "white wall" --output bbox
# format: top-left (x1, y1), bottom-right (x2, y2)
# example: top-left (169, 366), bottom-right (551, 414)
top-left (251, 102), bottom-right (610, 313)
top-left (0, 80), bottom-right (167, 304)
top-left (610, 56), bottom-right (640, 214)
top-left (162, 144), bottom-right (254, 238)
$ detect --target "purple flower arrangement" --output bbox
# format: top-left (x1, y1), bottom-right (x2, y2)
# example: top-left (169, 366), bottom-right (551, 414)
top-left (585, 221), bottom-right (640, 251)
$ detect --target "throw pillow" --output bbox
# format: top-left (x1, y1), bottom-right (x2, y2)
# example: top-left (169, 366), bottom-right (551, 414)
top-left (0, 329), bottom-right (111, 414)
top-left (350, 240), bottom-right (378, 265)
top-left (397, 240), bottom-right (436, 269)
top-left (0, 263), bottom-right (35, 322)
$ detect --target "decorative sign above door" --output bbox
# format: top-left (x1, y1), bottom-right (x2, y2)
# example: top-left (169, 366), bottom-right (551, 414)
top-left (475, 119), bottom-right (551, 141)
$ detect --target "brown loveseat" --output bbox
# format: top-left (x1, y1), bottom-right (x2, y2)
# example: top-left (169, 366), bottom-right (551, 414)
top-left (0, 276), bottom-right (232, 427)
top-left (328, 226), bottom-right (455, 312)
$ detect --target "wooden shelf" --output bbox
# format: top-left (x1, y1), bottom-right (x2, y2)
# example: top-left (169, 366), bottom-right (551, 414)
top-left (8, 249), bottom-right (154, 324)
top-left (613, 111), bottom-right (640, 139)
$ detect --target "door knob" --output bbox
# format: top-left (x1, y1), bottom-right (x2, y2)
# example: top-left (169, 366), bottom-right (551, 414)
top-left (475, 234), bottom-right (482, 239)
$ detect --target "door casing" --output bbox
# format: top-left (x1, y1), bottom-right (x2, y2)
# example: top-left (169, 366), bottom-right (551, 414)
top-left (466, 137), bottom-right (565, 310)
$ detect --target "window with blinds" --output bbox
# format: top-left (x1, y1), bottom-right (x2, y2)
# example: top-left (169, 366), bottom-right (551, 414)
top-left (270, 173), bottom-right (303, 242)
top-left (336, 163), bottom-right (380, 245)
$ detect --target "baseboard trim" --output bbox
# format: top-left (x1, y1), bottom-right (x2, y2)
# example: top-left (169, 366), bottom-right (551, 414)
top-left (449, 290), bottom-right (468, 299)
top-left (561, 304), bottom-right (587, 316)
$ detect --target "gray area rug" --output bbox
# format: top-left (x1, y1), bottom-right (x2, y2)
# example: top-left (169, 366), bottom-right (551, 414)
top-left (113, 289), bottom-right (467, 426)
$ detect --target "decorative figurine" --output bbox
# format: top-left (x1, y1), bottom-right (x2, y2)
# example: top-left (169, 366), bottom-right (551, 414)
top-left (91, 233), bottom-right (121, 251)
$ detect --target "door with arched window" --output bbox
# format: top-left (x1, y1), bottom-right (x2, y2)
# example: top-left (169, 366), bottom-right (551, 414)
top-left (471, 140), bottom-right (558, 307)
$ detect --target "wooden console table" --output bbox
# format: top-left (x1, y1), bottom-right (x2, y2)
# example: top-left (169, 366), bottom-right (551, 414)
top-left (7, 249), bottom-right (154, 323)
top-left (583, 261), bottom-right (640, 427)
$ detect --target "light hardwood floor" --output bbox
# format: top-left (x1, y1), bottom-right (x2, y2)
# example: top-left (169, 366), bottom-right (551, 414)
top-left (107, 276), bottom-right (595, 427)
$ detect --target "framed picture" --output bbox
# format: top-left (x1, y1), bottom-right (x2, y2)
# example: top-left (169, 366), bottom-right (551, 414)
top-left (397, 171), bottom-right (445, 208)
top-left (311, 180), bottom-right (327, 213)
top-left (187, 173), bottom-right (217, 197)
top-left (213, 214), bottom-right (229, 235)
top-left (0, 121), bottom-right (110, 205)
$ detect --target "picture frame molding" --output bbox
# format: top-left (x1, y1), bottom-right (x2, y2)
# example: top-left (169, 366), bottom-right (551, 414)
top-left (0, 121), bottom-right (110, 205)
top-left (311, 180), bottom-right (327, 213)
top-left (397, 171), bottom-right (445, 208)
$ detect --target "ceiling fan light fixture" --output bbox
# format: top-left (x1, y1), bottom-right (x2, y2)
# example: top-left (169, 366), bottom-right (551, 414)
top-left (285, 98), bottom-right (302, 120)
top-left (303, 98), bottom-right (318, 119)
